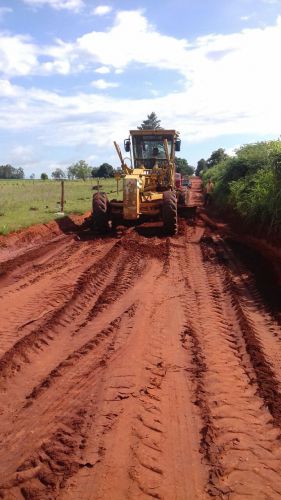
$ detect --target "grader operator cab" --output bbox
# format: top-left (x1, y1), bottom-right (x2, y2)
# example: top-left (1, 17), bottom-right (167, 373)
top-left (91, 129), bottom-right (189, 235)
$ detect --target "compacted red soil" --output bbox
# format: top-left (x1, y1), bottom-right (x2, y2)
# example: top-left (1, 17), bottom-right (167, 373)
top-left (0, 179), bottom-right (281, 499)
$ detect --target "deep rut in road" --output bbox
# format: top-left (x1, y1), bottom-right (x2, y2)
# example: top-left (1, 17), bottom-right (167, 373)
top-left (0, 182), bottom-right (281, 499)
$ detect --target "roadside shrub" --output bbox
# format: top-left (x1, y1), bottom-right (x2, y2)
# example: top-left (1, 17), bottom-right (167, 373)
top-left (202, 139), bottom-right (281, 237)
top-left (229, 168), bottom-right (280, 233)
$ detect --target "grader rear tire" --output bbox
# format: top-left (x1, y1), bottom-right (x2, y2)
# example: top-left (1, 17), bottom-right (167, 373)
top-left (92, 192), bottom-right (109, 232)
top-left (163, 191), bottom-right (178, 235)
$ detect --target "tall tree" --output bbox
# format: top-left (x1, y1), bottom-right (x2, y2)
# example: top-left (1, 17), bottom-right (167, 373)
top-left (17, 167), bottom-right (25, 179)
top-left (51, 168), bottom-right (65, 179)
top-left (67, 160), bottom-right (92, 180)
top-left (195, 158), bottom-right (207, 176)
top-left (41, 173), bottom-right (48, 180)
top-left (138, 112), bottom-right (162, 130)
top-left (175, 157), bottom-right (194, 176)
top-left (91, 167), bottom-right (98, 178)
top-left (96, 163), bottom-right (114, 178)
top-left (206, 148), bottom-right (228, 169)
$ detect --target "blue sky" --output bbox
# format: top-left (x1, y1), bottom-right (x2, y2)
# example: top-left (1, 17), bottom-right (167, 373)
top-left (0, 0), bottom-right (281, 176)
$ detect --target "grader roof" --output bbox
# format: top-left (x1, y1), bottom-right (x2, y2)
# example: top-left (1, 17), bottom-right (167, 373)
top-left (129, 129), bottom-right (178, 137)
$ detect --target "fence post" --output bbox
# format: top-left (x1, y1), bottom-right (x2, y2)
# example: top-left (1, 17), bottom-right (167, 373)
top-left (61, 180), bottom-right (64, 213)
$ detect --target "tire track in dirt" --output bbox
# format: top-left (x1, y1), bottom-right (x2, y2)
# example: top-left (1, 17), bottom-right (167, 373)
top-left (0, 234), bottom-right (166, 431)
top-left (0, 238), bottom-right (117, 359)
top-left (204, 234), bottom-right (281, 426)
top-left (59, 235), bottom-right (205, 500)
top-left (225, 238), bottom-right (281, 324)
top-left (0, 232), bottom-right (173, 499)
top-left (0, 304), bottom-right (138, 498)
top-left (125, 239), bottom-right (206, 500)
top-left (25, 303), bottom-right (138, 405)
top-left (128, 304), bottom-right (167, 500)
top-left (178, 221), bottom-right (281, 498)
top-left (0, 239), bottom-right (91, 294)
top-left (0, 234), bottom-right (69, 279)
top-left (1, 183), bottom-right (281, 500)
top-left (0, 238), bottom-right (125, 379)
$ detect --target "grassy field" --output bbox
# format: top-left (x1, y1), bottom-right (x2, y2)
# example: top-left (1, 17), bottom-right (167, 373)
top-left (0, 178), bottom-right (122, 235)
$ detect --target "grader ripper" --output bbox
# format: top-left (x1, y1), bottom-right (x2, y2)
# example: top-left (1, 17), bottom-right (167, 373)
top-left (92, 129), bottom-right (189, 235)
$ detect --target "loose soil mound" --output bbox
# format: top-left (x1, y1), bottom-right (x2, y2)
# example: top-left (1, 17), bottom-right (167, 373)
top-left (0, 213), bottom-right (90, 265)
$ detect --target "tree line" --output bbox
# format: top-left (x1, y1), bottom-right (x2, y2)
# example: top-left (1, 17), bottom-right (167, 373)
top-left (51, 157), bottom-right (194, 180)
top-left (0, 158), bottom-right (194, 181)
top-left (0, 161), bottom-right (117, 181)
top-left (0, 113), bottom-right (194, 180)
top-left (0, 165), bottom-right (24, 179)
top-left (51, 161), bottom-right (116, 180)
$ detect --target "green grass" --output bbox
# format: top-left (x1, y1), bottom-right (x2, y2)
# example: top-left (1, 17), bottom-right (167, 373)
top-left (0, 178), bottom-right (122, 235)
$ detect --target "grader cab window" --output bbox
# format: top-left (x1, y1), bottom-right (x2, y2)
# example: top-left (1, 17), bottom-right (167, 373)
top-left (132, 135), bottom-right (173, 166)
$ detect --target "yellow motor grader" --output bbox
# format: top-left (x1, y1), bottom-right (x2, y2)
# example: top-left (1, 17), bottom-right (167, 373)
top-left (91, 129), bottom-right (189, 235)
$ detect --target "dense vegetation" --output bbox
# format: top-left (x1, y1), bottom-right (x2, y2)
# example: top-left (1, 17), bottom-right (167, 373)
top-left (0, 165), bottom-right (24, 179)
top-left (200, 140), bottom-right (281, 237)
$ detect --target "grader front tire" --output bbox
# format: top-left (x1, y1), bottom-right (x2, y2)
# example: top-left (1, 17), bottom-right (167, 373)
top-left (163, 191), bottom-right (178, 235)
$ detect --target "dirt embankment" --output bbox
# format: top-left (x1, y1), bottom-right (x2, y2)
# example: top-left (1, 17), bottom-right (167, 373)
top-left (0, 179), bottom-right (280, 499)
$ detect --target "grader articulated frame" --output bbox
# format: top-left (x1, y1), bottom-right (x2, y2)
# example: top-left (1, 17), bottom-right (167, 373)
top-left (92, 129), bottom-right (189, 235)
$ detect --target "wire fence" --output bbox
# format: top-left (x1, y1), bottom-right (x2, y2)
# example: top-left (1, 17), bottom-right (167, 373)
top-left (0, 178), bottom-right (122, 235)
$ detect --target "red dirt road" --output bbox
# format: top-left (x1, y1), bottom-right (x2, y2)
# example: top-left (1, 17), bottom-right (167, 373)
top-left (0, 179), bottom-right (281, 499)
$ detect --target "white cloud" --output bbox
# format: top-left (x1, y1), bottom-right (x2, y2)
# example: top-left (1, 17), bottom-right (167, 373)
top-left (22, 0), bottom-right (84, 12)
top-left (95, 66), bottom-right (111, 74)
top-left (0, 35), bottom-right (38, 76)
top-left (0, 11), bottom-right (189, 77)
top-left (76, 11), bottom-right (189, 72)
top-left (0, 11), bottom-right (281, 166)
top-left (41, 59), bottom-right (71, 75)
top-left (92, 5), bottom-right (112, 16)
top-left (0, 79), bottom-right (19, 96)
top-left (90, 79), bottom-right (119, 89)
top-left (40, 39), bottom-right (75, 75)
